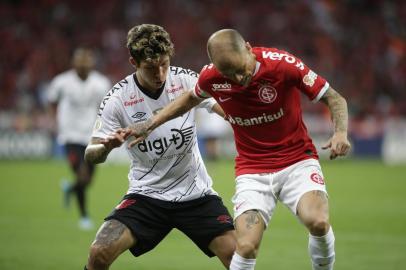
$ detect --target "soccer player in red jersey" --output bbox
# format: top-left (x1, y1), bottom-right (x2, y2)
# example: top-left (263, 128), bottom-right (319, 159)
top-left (125, 29), bottom-right (351, 270)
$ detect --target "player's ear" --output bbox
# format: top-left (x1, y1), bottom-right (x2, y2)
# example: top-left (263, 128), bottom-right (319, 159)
top-left (129, 57), bottom-right (138, 68)
top-left (245, 42), bottom-right (252, 51)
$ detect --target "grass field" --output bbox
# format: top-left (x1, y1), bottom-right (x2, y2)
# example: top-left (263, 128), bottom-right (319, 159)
top-left (0, 159), bottom-right (405, 270)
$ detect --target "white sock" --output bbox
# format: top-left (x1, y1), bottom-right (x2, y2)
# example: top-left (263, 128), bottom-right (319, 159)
top-left (308, 227), bottom-right (335, 270)
top-left (229, 252), bottom-right (256, 270)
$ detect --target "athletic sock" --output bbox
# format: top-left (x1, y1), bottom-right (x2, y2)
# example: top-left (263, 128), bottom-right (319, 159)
top-left (308, 227), bottom-right (335, 270)
top-left (229, 252), bottom-right (256, 270)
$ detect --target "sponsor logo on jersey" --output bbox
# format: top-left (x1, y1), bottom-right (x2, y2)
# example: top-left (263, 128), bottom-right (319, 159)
top-left (219, 96), bottom-right (232, 102)
top-left (167, 85), bottom-right (184, 93)
top-left (310, 172), bottom-right (324, 185)
top-left (137, 126), bottom-right (194, 155)
top-left (258, 83), bottom-right (277, 103)
top-left (303, 70), bottom-right (318, 87)
top-left (124, 97), bottom-right (144, 107)
top-left (227, 108), bottom-right (284, 127)
top-left (131, 112), bottom-right (147, 123)
top-left (212, 82), bottom-right (232, 91)
top-left (262, 51), bottom-right (305, 70)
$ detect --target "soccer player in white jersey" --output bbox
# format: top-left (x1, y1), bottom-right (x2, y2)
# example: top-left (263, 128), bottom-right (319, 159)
top-left (83, 24), bottom-right (236, 270)
top-left (47, 48), bottom-right (111, 230)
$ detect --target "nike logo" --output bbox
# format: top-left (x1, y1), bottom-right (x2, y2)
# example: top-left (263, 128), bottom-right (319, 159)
top-left (235, 201), bottom-right (245, 211)
top-left (219, 96), bottom-right (232, 102)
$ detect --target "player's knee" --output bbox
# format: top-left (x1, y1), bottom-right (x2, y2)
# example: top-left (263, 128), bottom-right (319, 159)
top-left (308, 218), bottom-right (330, 236)
top-left (236, 239), bottom-right (259, 259)
top-left (88, 243), bottom-right (114, 268)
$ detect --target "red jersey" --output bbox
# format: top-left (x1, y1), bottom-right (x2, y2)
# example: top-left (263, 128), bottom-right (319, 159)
top-left (194, 47), bottom-right (330, 176)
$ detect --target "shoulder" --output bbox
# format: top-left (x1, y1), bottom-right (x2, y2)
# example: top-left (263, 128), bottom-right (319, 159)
top-left (198, 63), bottom-right (222, 83)
top-left (256, 47), bottom-right (303, 70)
top-left (107, 75), bottom-right (132, 98)
top-left (51, 70), bottom-right (75, 84)
top-left (168, 66), bottom-right (199, 79)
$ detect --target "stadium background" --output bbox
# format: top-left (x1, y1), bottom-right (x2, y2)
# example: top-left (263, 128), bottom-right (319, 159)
top-left (0, 0), bottom-right (405, 269)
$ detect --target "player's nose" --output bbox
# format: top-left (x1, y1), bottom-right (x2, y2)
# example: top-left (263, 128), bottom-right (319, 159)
top-left (235, 74), bottom-right (243, 83)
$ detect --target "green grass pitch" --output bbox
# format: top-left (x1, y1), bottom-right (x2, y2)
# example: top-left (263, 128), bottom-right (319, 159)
top-left (0, 159), bottom-right (405, 270)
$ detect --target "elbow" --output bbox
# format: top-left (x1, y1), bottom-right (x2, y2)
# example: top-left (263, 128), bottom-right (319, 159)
top-left (84, 147), bottom-right (105, 164)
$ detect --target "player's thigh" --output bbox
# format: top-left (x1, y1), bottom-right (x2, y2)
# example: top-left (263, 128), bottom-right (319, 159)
top-left (208, 230), bottom-right (236, 263)
top-left (91, 219), bottom-right (136, 259)
top-left (175, 196), bottom-right (234, 258)
top-left (234, 210), bottom-right (265, 256)
top-left (278, 159), bottom-right (328, 218)
top-left (233, 173), bottom-right (277, 227)
top-left (297, 190), bottom-right (329, 226)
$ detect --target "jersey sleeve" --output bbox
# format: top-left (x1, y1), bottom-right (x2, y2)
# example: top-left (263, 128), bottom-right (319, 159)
top-left (282, 52), bottom-right (329, 102)
top-left (92, 96), bottom-right (122, 139)
top-left (193, 64), bottom-right (216, 99)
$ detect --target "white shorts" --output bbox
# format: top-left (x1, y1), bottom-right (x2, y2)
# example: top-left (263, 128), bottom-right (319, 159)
top-left (232, 158), bottom-right (327, 227)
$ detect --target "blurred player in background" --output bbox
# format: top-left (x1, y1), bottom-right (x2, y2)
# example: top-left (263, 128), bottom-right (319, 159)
top-left (124, 29), bottom-right (351, 270)
top-left (47, 48), bottom-right (111, 230)
top-left (83, 24), bottom-right (235, 270)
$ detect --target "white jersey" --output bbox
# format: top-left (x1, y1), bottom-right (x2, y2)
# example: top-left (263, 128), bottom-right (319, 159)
top-left (92, 67), bottom-right (218, 202)
top-left (47, 70), bottom-right (111, 145)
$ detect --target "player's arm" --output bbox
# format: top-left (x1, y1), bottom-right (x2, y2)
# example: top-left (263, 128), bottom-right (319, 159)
top-left (84, 131), bottom-right (127, 164)
top-left (211, 103), bottom-right (225, 118)
top-left (126, 91), bottom-right (203, 147)
top-left (319, 86), bottom-right (351, 159)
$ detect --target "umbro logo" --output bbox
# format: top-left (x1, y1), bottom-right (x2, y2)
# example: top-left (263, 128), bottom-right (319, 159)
top-left (131, 112), bottom-right (147, 123)
top-left (132, 112), bottom-right (146, 119)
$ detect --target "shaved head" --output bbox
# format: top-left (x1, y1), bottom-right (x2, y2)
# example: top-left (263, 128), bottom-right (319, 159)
top-left (207, 29), bottom-right (246, 66)
top-left (206, 29), bottom-right (257, 87)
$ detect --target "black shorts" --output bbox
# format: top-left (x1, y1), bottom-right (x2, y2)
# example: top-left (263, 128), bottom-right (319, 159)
top-left (105, 193), bottom-right (234, 257)
top-left (64, 143), bottom-right (94, 175)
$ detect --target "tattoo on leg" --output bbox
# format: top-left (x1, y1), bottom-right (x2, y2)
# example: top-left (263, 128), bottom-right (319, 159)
top-left (244, 210), bottom-right (260, 230)
top-left (95, 220), bottom-right (126, 246)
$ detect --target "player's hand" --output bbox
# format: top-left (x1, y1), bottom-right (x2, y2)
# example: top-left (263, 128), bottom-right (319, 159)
top-left (322, 132), bottom-right (351, 160)
top-left (124, 119), bottom-right (153, 148)
top-left (100, 129), bottom-right (128, 150)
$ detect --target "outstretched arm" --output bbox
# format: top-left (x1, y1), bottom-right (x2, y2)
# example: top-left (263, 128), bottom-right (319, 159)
top-left (126, 91), bottom-right (203, 147)
top-left (319, 86), bottom-right (351, 159)
top-left (84, 131), bottom-right (127, 164)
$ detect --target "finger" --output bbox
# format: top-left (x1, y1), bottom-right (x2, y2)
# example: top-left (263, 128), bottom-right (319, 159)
top-left (115, 128), bottom-right (125, 134)
top-left (128, 137), bottom-right (144, 148)
top-left (321, 141), bottom-right (331, 150)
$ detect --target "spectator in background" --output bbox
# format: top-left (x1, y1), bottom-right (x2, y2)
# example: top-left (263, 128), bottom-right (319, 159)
top-left (47, 48), bottom-right (111, 230)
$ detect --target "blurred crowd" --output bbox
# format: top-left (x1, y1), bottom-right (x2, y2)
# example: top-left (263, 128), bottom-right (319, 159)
top-left (1, 0), bottom-right (405, 132)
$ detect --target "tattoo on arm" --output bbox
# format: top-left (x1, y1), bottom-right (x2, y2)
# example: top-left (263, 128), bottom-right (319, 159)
top-left (245, 210), bottom-right (261, 230)
top-left (85, 138), bottom-right (110, 164)
top-left (320, 87), bottom-right (348, 133)
top-left (94, 220), bottom-right (127, 246)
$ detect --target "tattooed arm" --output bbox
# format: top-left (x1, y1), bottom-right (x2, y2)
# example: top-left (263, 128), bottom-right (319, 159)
top-left (85, 130), bottom-right (127, 164)
top-left (319, 86), bottom-right (351, 159)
